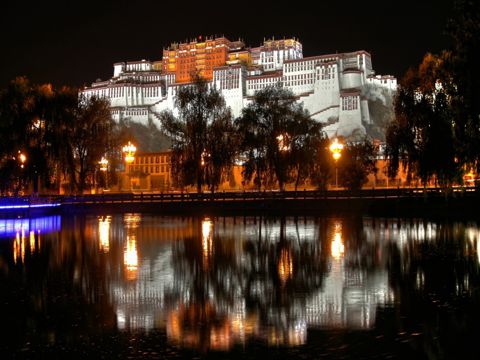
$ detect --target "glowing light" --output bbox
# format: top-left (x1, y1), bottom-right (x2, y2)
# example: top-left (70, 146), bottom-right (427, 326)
top-left (200, 149), bottom-right (210, 167)
top-left (18, 151), bottom-right (27, 169)
top-left (331, 223), bottom-right (345, 260)
top-left (122, 141), bottom-right (136, 164)
top-left (278, 248), bottom-right (293, 284)
top-left (329, 138), bottom-right (344, 161)
top-left (99, 157), bottom-right (109, 171)
top-left (98, 216), bottom-right (111, 253)
top-left (124, 235), bottom-right (138, 280)
top-left (276, 134), bottom-right (290, 152)
top-left (13, 230), bottom-right (26, 264)
top-left (202, 218), bottom-right (213, 268)
top-left (123, 213), bottom-right (140, 280)
top-left (29, 230), bottom-right (35, 253)
top-left (0, 216), bottom-right (60, 237)
top-left (124, 213), bottom-right (141, 228)
top-left (0, 203), bottom-right (61, 210)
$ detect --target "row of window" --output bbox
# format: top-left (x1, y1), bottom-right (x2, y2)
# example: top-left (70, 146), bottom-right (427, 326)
top-left (129, 165), bottom-right (169, 174)
top-left (125, 109), bottom-right (148, 116)
top-left (135, 155), bottom-right (169, 165)
top-left (125, 64), bottom-right (151, 72)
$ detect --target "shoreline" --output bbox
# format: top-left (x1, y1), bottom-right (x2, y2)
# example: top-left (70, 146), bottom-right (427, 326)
top-left (1, 188), bottom-right (479, 219)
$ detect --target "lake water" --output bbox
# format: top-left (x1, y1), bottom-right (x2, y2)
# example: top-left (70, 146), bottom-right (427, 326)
top-left (1, 213), bottom-right (479, 359)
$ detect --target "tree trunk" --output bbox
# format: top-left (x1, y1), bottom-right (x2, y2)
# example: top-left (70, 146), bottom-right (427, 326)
top-left (294, 167), bottom-right (301, 192)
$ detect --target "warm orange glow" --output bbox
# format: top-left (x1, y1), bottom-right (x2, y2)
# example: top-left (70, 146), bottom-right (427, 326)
top-left (329, 138), bottom-right (344, 161)
top-left (122, 142), bottom-right (136, 164)
top-left (201, 150), bottom-right (210, 167)
top-left (167, 310), bottom-right (182, 343)
top-left (99, 157), bottom-right (109, 171)
top-left (123, 213), bottom-right (141, 280)
top-left (210, 324), bottom-right (231, 351)
top-left (278, 248), bottom-right (293, 283)
top-left (230, 314), bottom-right (257, 341)
top-left (13, 230), bottom-right (26, 264)
top-left (29, 230), bottom-right (35, 254)
top-left (162, 37), bottom-right (231, 83)
top-left (124, 235), bottom-right (138, 280)
top-left (331, 223), bottom-right (345, 260)
top-left (18, 151), bottom-right (27, 168)
top-left (276, 134), bottom-right (289, 152)
top-left (268, 325), bottom-right (306, 346)
top-left (98, 216), bottom-right (111, 253)
top-left (202, 218), bottom-right (213, 268)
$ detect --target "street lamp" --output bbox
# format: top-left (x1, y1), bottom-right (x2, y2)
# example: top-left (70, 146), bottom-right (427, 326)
top-left (16, 151), bottom-right (27, 195)
top-left (329, 138), bottom-right (343, 189)
top-left (123, 142), bottom-right (136, 164)
top-left (18, 152), bottom-right (27, 169)
top-left (99, 156), bottom-right (109, 189)
top-left (122, 142), bottom-right (136, 191)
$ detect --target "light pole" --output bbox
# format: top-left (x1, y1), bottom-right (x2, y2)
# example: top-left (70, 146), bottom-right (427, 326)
top-left (99, 156), bottom-right (109, 189)
top-left (122, 142), bottom-right (136, 191)
top-left (329, 138), bottom-right (343, 189)
top-left (17, 151), bottom-right (27, 195)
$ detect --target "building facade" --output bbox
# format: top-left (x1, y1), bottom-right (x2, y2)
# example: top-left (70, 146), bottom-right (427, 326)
top-left (82, 36), bottom-right (396, 139)
top-left (122, 152), bottom-right (172, 191)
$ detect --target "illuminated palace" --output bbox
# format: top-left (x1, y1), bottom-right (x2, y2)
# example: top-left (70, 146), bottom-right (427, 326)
top-left (82, 36), bottom-right (396, 138)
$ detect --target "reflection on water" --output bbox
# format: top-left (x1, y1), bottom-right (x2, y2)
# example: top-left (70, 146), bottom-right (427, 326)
top-left (202, 217), bottom-right (213, 269)
top-left (98, 216), bottom-right (111, 253)
top-left (1, 214), bottom-right (480, 358)
top-left (0, 215), bottom-right (61, 237)
top-left (331, 222), bottom-right (344, 260)
top-left (10, 217), bottom-right (56, 264)
top-left (106, 216), bottom-right (393, 347)
top-left (278, 247), bottom-right (293, 284)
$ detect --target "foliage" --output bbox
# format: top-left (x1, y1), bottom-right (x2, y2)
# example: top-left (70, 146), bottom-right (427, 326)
top-left (68, 95), bottom-right (117, 193)
top-left (445, 0), bottom-right (480, 170)
top-left (236, 85), bottom-right (328, 190)
top-left (0, 77), bottom-right (119, 194)
top-left (386, 54), bottom-right (462, 187)
top-left (159, 76), bottom-right (237, 193)
top-left (386, 0), bottom-right (480, 188)
top-left (338, 139), bottom-right (377, 191)
top-left (289, 113), bottom-right (330, 191)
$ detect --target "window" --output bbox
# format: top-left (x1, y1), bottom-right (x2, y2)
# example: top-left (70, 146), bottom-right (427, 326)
top-left (342, 96), bottom-right (358, 111)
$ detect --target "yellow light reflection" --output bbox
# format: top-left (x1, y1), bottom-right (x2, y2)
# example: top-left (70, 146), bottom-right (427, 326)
top-left (202, 218), bottom-right (213, 268)
top-left (331, 223), bottom-right (345, 260)
top-left (278, 248), bottom-right (293, 284)
top-left (124, 235), bottom-right (138, 281)
top-left (98, 216), bottom-right (111, 253)
top-left (29, 230), bottom-right (35, 254)
top-left (210, 324), bottom-right (231, 351)
top-left (124, 213), bottom-right (141, 228)
top-left (13, 230), bottom-right (26, 264)
top-left (230, 313), bottom-right (257, 342)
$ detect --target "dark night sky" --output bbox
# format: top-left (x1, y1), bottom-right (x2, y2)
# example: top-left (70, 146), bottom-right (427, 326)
top-left (0, 0), bottom-right (454, 88)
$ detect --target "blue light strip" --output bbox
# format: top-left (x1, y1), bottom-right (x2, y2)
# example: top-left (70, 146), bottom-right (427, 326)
top-left (0, 203), bottom-right (61, 210)
top-left (0, 215), bottom-right (62, 237)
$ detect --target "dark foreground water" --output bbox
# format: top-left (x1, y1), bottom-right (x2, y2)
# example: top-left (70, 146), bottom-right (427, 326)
top-left (0, 214), bottom-right (480, 359)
